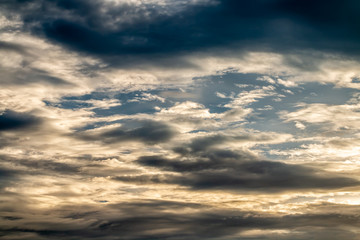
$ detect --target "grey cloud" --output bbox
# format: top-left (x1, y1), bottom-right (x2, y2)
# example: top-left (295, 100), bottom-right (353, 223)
top-left (0, 64), bottom-right (72, 86)
top-left (0, 153), bottom-right (83, 176)
top-left (0, 136), bottom-right (20, 149)
top-left (113, 174), bottom-right (170, 185)
top-left (1, 200), bottom-right (359, 240)
top-left (137, 150), bottom-right (248, 173)
top-left (0, 40), bottom-right (75, 87)
top-left (172, 133), bottom-right (280, 157)
top-left (0, 110), bottom-right (41, 131)
top-left (187, 135), bottom-right (228, 152)
top-left (136, 149), bottom-right (359, 191)
top-left (79, 120), bottom-right (177, 145)
top-left (0, 168), bottom-right (18, 190)
top-left (0, 41), bottom-right (28, 55)
top-left (184, 134), bottom-right (272, 153)
top-left (15, 159), bottom-right (80, 175)
top-left (2, 0), bottom-right (360, 67)
top-left (115, 133), bottom-right (360, 191)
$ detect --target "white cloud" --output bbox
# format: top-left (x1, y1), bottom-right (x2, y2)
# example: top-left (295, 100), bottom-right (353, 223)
top-left (280, 103), bottom-right (360, 131)
top-left (224, 85), bottom-right (277, 108)
top-left (295, 121), bottom-right (306, 130)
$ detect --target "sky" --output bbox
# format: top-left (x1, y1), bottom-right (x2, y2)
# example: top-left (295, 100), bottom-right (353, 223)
top-left (1, 0), bottom-right (360, 239)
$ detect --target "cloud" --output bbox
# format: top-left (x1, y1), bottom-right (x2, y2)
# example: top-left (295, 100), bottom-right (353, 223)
top-left (2, 0), bottom-right (360, 66)
top-left (1, 1), bottom-right (360, 239)
top-left (135, 146), bottom-right (359, 192)
top-left (79, 120), bottom-right (177, 145)
top-left (223, 85), bottom-right (279, 108)
top-left (0, 110), bottom-right (41, 131)
top-left (0, 41), bottom-right (28, 55)
top-left (0, 167), bottom-right (18, 190)
top-left (280, 102), bottom-right (360, 132)
top-left (1, 200), bottom-right (359, 240)
top-left (175, 133), bottom-right (288, 154)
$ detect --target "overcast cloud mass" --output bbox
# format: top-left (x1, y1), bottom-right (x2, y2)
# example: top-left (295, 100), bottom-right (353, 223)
top-left (1, 0), bottom-right (360, 239)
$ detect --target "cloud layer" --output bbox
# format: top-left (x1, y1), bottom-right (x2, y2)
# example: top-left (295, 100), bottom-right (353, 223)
top-left (1, 0), bottom-right (360, 239)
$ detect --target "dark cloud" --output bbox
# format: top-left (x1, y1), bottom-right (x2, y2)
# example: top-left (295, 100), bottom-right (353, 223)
top-left (16, 159), bottom-right (79, 175)
top-left (175, 134), bottom-right (273, 154)
top-left (0, 41), bottom-right (28, 55)
top-left (0, 41), bottom-right (73, 86)
top-left (135, 145), bottom-right (359, 191)
top-left (24, 69), bottom-right (71, 85)
top-left (1, 200), bottom-right (359, 240)
top-left (113, 173), bottom-right (170, 185)
top-left (101, 120), bottom-right (176, 144)
top-left (0, 168), bottom-right (18, 190)
top-left (2, 0), bottom-right (360, 66)
top-left (106, 134), bottom-right (360, 191)
top-left (0, 69), bottom-right (71, 86)
top-left (79, 120), bottom-right (176, 145)
top-left (187, 135), bottom-right (228, 152)
top-left (0, 110), bottom-right (41, 131)
top-left (0, 155), bottom-right (80, 186)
